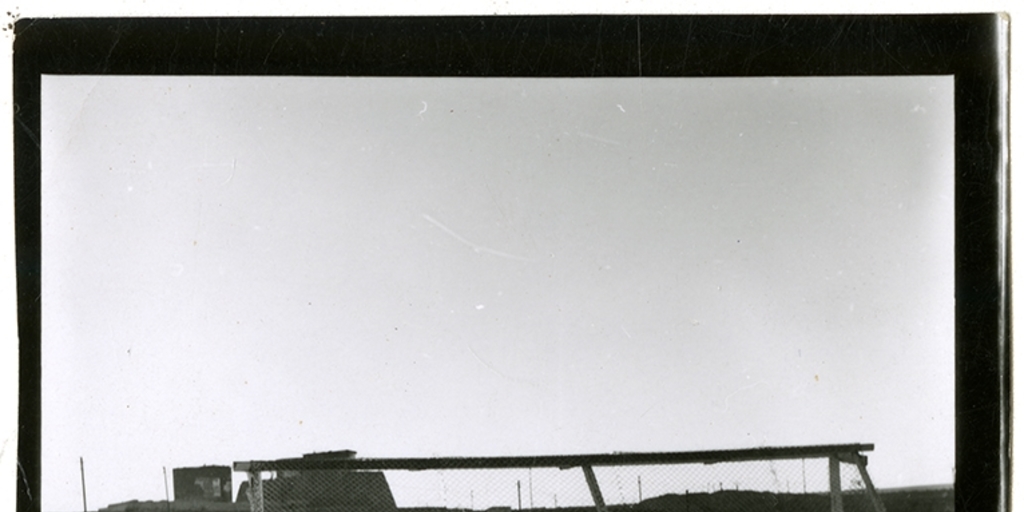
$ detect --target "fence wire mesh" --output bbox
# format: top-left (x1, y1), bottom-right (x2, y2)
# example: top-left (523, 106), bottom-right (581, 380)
top-left (238, 448), bottom-right (884, 512)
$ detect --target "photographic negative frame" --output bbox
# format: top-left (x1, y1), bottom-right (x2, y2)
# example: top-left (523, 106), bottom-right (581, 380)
top-left (13, 14), bottom-right (1008, 512)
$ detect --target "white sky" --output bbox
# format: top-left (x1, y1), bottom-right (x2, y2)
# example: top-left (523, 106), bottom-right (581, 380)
top-left (39, 75), bottom-right (953, 511)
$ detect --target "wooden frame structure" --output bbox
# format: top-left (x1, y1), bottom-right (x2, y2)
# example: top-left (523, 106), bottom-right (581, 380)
top-left (234, 443), bottom-right (885, 512)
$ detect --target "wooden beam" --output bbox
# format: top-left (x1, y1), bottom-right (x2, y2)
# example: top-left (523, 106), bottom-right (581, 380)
top-left (835, 452), bottom-right (861, 465)
top-left (233, 443), bottom-right (876, 472)
top-left (581, 465), bottom-right (609, 512)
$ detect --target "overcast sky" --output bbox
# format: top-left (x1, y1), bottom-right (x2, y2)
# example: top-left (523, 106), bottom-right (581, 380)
top-left (40, 75), bottom-right (953, 511)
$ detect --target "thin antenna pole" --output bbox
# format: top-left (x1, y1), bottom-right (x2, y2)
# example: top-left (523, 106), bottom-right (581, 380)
top-left (80, 457), bottom-right (88, 512)
top-left (164, 466), bottom-right (171, 511)
top-left (517, 480), bottom-right (522, 510)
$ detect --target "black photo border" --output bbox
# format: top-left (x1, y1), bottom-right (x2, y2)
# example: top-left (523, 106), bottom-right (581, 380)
top-left (12, 15), bottom-right (1008, 512)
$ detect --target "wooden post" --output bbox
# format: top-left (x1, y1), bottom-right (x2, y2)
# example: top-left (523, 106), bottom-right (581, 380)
top-left (829, 455), bottom-right (844, 512)
top-left (853, 455), bottom-right (887, 512)
top-left (249, 471), bottom-right (265, 512)
top-left (581, 465), bottom-right (609, 512)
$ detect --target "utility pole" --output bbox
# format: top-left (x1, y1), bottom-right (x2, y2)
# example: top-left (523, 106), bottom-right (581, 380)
top-left (80, 457), bottom-right (88, 512)
top-left (164, 466), bottom-right (171, 512)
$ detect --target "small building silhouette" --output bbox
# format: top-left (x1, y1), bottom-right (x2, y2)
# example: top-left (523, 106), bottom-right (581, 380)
top-left (173, 466), bottom-right (233, 503)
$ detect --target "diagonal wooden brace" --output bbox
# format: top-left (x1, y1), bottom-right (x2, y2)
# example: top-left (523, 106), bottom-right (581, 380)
top-left (853, 455), bottom-right (888, 512)
top-left (581, 465), bottom-right (609, 512)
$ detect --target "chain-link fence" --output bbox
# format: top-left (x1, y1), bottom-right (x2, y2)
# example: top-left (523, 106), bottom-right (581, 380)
top-left (235, 445), bottom-right (886, 512)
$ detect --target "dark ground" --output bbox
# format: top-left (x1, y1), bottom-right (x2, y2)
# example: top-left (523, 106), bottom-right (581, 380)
top-left (97, 486), bottom-right (953, 512)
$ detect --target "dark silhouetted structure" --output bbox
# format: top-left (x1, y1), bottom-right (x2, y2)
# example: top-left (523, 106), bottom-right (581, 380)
top-left (173, 466), bottom-right (233, 503)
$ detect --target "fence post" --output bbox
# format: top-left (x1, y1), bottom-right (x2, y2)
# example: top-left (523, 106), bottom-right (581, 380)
top-left (517, 480), bottom-right (522, 510)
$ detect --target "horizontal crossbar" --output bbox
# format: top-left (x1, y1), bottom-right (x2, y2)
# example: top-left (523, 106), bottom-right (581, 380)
top-left (233, 443), bottom-right (873, 472)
